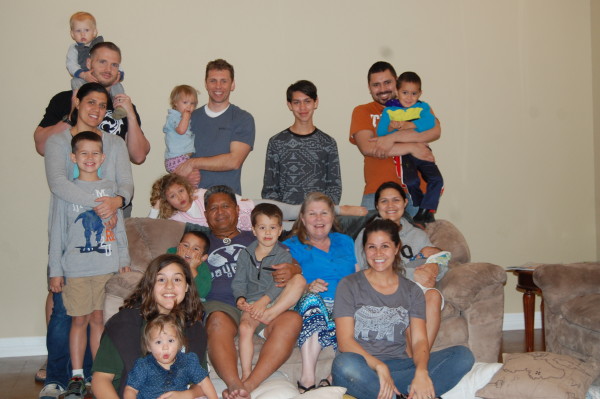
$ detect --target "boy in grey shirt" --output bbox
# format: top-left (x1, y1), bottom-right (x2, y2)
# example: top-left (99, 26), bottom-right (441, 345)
top-left (49, 132), bottom-right (130, 398)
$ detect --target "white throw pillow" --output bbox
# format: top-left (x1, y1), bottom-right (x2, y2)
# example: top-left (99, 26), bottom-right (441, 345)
top-left (252, 373), bottom-right (300, 399)
top-left (443, 362), bottom-right (503, 399)
top-left (291, 386), bottom-right (346, 399)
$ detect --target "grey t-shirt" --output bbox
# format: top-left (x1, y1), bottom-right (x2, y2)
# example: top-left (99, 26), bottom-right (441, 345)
top-left (190, 104), bottom-right (255, 195)
top-left (333, 270), bottom-right (425, 360)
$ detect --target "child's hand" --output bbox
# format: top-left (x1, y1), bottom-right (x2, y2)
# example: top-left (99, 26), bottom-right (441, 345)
top-left (104, 213), bottom-right (118, 230)
top-left (79, 71), bottom-right (99, 83)
top-left (236, 297), bottom-right (249, 311)
top-left (119, 266), bottom-right (131, 273)
top-left (151, 198), bottom-right (161, 209)
top-left (49, 277), bottom-right (64, 293)
top-left (250, 297), bottom-right (269, 320)
top-left (389, 120), bottom-right (404, 131)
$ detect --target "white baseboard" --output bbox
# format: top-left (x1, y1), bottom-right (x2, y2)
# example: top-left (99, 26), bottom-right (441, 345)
top-left (502, 312), bottom-right (543, 331)
top-left (0, 312), bottom-right (543, 358)
top-left (0, 336), bottom-right (47, 358)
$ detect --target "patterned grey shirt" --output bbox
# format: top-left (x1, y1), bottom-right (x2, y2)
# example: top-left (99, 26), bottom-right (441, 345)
top-left (261, 128), bottom-right (342, 204)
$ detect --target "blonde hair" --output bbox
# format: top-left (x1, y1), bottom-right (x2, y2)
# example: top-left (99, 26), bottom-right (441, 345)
top-left (69, 11), bottom-right (96, 30)
top-left (150, 174), bottom-right (196, 219)
top-left (290, 192), bottom-right (340, 245)
top-left (170, 85), bottom-right (199, 109)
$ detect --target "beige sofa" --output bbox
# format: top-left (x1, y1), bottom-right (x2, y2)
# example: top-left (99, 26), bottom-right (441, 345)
top-left (104, 217), bottom-right (506, 383)
top-left (533, 262), bottom-right (600, 363)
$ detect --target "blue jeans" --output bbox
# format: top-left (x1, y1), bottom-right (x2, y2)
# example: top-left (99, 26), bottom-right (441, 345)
top-left (402, 154), bottom-right (444, 211)
top-left (331, 346), bottom-right (474, 398)
top-left (45, 292), bottom-right (93, 389)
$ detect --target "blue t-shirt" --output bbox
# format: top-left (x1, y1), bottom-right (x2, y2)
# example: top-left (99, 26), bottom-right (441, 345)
top-left (284, 232), bottom-right (356, 304)
top-left (205, 230), bottom-right (255, 306)
top-left (126, 352), bottom-right (208, 399)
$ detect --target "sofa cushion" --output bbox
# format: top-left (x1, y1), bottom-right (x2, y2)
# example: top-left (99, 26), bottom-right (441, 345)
top-left (561, 294), bottom-right (600, 330)
top-left (425, 219), bottom-right (471, 264)
top-left (125, 218), bottom-right (185, 272)
top-left (476, 352), bottom-right (599, 399)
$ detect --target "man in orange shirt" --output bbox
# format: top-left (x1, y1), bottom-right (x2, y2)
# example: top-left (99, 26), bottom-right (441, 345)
top-left (349, 61), bottom-right (441, 210)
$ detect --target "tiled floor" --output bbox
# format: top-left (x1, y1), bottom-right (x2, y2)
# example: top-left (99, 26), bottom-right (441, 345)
top-left (0, 329), bottom-right (544, 399)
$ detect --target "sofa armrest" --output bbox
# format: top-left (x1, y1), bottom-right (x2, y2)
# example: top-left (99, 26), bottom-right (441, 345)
top-left (440, 262), bottom-right (506, 362)
top-left (533, 263), bottom-right (600, 307)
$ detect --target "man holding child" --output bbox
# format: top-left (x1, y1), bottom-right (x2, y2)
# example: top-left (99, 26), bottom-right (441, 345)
top-left (174, 59), bottom-right (255, 195)
top-left (349, 61), bottom-right (440, 210)
top-left (199, 185), bottom-right (302, 399)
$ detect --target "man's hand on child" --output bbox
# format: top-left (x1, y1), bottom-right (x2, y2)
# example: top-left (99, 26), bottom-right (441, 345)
top-left (174, 161), bottom-right (201, 187)
top-left (367, 134), bottom-right (396, 158)
top-left (49, 277), bottom-right (64, 293)
top-left (410, 143), bottom-right (435, 162)
top-left (119, 266), bottom-right (131, 274)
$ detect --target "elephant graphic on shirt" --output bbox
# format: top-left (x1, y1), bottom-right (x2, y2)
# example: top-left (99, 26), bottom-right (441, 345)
top-left (354, 305), bottom-right (409, 342)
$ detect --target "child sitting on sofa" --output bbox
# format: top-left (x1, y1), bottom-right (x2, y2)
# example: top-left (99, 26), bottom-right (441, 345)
top-left (232, 204), bottom-right (305, 380)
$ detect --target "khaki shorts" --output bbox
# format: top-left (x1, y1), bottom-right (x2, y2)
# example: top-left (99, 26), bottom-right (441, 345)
top-left (204, 300), bottom-right (267, 335)
top-left (63, 273), bottom-right (114, 316)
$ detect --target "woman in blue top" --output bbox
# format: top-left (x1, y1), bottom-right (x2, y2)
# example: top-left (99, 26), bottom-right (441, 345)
top-left (283, 192), bottom-right (357, 393)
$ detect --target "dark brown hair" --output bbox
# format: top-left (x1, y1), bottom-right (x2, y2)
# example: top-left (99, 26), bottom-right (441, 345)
top-left (251, 203), bottom-right (283, 226)
top-left (123, 254), bottom-right (203, 324)
top-left (362, 219), bottom-right (404, 274)
top-left (205, 58), bottom-right (234, 81)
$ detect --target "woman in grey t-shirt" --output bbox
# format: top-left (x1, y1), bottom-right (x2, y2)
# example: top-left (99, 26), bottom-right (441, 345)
top-left (333, 219), bottom-right (473, 399)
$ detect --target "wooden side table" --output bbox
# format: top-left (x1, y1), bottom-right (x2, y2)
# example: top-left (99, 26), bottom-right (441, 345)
top-left (511, 269), bottom-right (545, 352)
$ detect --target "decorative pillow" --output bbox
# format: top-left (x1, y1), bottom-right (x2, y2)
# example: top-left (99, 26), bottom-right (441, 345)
top-left (252, 376), bottom-right (299, 399)
top-left (291, 386), bottom-right (346, 399)
top-left (442, 362), bottom-right (503, 399)
top-left (476, 352), bottom-right (599, 399)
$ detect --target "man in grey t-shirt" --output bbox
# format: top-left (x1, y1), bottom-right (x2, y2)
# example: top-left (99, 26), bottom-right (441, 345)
top-left (175, 59), bottom-right (255, 195)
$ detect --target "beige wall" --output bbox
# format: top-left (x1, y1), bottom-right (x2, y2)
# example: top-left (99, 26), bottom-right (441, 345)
top-left (594, 0), bottom-right (600, 260)
top-left (0, 1), bottom-right (596, 339)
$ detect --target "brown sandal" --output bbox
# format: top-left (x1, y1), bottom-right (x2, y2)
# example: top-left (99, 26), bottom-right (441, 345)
top-left (34, 360), bottom-right (47, 383)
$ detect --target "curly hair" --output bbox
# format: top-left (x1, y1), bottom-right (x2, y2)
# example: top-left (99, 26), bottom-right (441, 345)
top-left (289, 192), bottom-right (341, 246)
top-left (150, 174), bottom-right (196, 219)
top-left (122, 254), bottom-right (203, 324)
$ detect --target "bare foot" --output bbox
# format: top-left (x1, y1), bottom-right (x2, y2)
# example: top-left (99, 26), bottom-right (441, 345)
top-left (339, 205), bottom-right (368, 216)
top-left (255, 307), bottom-right (277, 325)
top-left (225, 387), bottom-right (250, 399)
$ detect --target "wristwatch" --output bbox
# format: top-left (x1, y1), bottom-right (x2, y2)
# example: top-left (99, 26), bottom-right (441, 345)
top-left (61, 114), bottom-right (73, 126)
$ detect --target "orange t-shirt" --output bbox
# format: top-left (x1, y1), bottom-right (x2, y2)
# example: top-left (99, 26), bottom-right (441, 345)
top-left (350, 101), bottom-right (403, 194)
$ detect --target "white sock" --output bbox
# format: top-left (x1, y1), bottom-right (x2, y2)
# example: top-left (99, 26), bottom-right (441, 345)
top-left (72, 369), bottom-right (84, 378)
